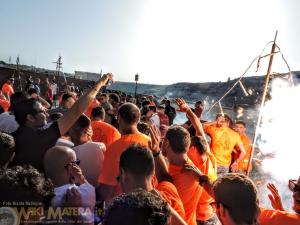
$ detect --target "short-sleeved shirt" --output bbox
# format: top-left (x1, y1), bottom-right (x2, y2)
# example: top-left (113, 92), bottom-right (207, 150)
top-left (12, 122), bottom-right (61, 171)
top-left (235, 133), bottom-right (252, 171)
top-left (91, 120), bottom-right (121, 148)
top-left (169, 158), bottom-right (203, 225)
top-left (1, 83), bottom-right (14, 98)
top-left (259, 207), bottom-right (300, 225)
top-left (156, 181), bottom-right (186, 221)
top-left (99, 132), bottom-right (150, 186)
top-left (205, 126), bottom-right (243, 166)
top-left (73, 142), bottom-right (105, 187)
top-left (188, 147), bottom-right (217, 221)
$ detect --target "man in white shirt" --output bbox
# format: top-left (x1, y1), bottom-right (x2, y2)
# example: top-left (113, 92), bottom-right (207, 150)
top-left (146, 105), bottom-right (160, 129)
top-left (44, 145), bottom-right (95, 224)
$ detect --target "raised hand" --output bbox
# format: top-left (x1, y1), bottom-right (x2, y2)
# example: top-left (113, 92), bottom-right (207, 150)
top-left (64, 187), bottom-right (82, 207)
top-left (148, 124), bottom-right (161, 154)
top-left (100, 73), bottom-right (114, 86)
top-left (175, 98), bottom-right (190, 113)
top-left (267, 183), bottom-right (285, 211)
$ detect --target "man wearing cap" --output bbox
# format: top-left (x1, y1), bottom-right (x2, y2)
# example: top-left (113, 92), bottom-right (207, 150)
top-left (1, 77), bottom-right (14, 100)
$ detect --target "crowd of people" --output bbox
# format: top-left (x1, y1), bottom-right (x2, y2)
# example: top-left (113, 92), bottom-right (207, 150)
top-left (0, 73), bottom-right (299, 225)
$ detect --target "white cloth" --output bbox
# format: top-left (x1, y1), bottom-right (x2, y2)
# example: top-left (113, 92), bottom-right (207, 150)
top-left (73, 142), bottom-right (105, 187)
top-left (52, 183), bottom-right (95, 223)
top-left (56, 138), bottom-right (75, 148)
top-left (0, 112), bottom-right (19, 133)
top-left (149, 113), bottom-right (160, 129)
top-left (51, 83), bottom-right (57, 95)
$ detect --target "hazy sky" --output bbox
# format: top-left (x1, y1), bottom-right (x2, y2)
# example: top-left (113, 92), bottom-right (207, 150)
top-left (1, 0), bottom-right (299, 84)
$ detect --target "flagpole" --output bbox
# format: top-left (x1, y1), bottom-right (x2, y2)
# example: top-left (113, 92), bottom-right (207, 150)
top-left (246, 31), bottom-right (278, 176)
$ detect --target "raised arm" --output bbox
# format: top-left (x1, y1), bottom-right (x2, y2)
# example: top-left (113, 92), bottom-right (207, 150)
top-left (175, 98), bottom-right (212, 153)
top-left (58, 73), bottom-right (113, 135)
top-left (148, 124), bottom-right (172, 183)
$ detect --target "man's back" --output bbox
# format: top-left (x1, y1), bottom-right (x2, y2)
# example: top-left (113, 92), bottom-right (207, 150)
top-left (169, 158), bottom-right (202, 225)
top-left (91, 120), bottom-right (121, 148)
top-left (259, 207), bottom-right (300, 225)
top-left (73, 141), bottom-right (105, 187)
top-left (99, 132), bottom-right (150, 186)
top-left (205, 126), bottom-right (242, 166)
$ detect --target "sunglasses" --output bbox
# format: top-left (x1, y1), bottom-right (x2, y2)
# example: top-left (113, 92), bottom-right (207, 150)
top-left (64, 159), bottom-right (80, 168)
top-left (289, 179), bottom-right (300, 192)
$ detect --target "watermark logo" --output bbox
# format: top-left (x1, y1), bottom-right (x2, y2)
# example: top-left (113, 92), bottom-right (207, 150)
top-left (0, 207), bottom-right (18, 225)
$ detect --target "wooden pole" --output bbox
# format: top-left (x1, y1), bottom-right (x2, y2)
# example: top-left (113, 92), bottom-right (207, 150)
top-left (246, 31), bottom-right (278, 176)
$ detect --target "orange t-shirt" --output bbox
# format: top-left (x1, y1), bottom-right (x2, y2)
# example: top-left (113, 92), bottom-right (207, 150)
top-left (205, 126), bottom-right (243, 166)
top-left (259, 207), bottom-right (300, 225)
top-left (99, 132), bottom-right (150, 186)
top-left (234, 133), bottom-right (252, 172)
top-left (169, 158), bottom-right (203, 225)
top-left (0, 98), bottom-right (10, 112)
top-left (91, 120), bottom-right (121, 148)
top-left (156, 181), bottom-right (186, 221)
top-left (86, 99), bottom-right (100, 118)
top-left (1, 83), bottom-right (14, 98)
top-left (188, 147), bottom-right (217, 221)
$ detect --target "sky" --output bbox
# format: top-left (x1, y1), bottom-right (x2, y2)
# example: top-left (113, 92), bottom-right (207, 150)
top-left (0, 0), bottom-right (300, 85)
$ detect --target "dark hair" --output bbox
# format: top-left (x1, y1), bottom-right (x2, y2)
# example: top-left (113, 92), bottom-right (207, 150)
top-left (190, 136), bottom-right (208, 155)
top-left (0, 132), bottom-right (15, 166)
top-left (0, 165), bottom-right (54, 207)
top-left (62, 93), bottom-right (73, 102)
top-left (49, 112), bottom-right (63, 122)
top-left (27, 88), bottom-right (38, 96)
top-left (109, 93), bottom-right (120, 103)
top-left (14, 98), bottom-right (39, 126)
top-left (216, 113), bottom-right (233, 127)
top-left (235, 120), bottom-right (246, 128)
top-left (195, 100), bottom-right (202, 105)
top-left (72, 114), bottom-right (91, 131)
top-left (120, 144), bottom-right (154, 179)
top-left (118, 103), bottom-right (140, 124)
top-left (142, 100), bottom-right (151, 108)
top-left (165, 126), bottom-right (190, 153)
top-left (213, 173), bottom-right (260, 225)
top-left (103, 189), bottom-right (170, 225)
top-left (91, 106), bottom-right (105, 120)
top-left (165, 100), bottom-right (171, 105)
top-left (137, 122), bottom-right (150, 136)
top-left (9, 92), bottom-right (27, 112)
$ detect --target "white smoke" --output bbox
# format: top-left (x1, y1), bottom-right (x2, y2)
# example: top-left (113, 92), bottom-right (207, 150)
top-left (256, 77), bottom-right (300, 211)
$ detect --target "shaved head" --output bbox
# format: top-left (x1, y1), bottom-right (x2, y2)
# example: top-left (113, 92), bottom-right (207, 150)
top-left (44, 146), bottom-right (76, 186)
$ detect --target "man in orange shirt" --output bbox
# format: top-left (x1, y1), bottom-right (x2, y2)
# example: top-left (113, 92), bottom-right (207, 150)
top-left (90, 106), bottom-right (121, 148)
top-left (162, 125), bottom-right (202, 225)
top-left (118, 144), bottom-right (187, 225)
top-left (1, 77), bottom-right (14, 100)
top-left (97, 103), bottom-right (150, 203)
top-left (233, 121), bottom-right (252, 174)
top-left (188, 136), bottom-right (218, 225)
top-left (259, 177), bottom-right (300, 225)
top-left (203, 114), bottom-right (246, 175)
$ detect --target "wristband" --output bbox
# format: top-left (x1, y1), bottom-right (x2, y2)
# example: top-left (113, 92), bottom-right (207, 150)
top-left (153, 150), bottom-right (161, 158)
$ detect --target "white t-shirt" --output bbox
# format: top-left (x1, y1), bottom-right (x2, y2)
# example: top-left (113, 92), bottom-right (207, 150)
top-left (149, 113), bottom-right (160, 129)
top-left (52, 183), bottom-right (95, 223)
top-left (73, 142), bottom-right (105, 187)
top-left (0, 112), bottom-right (19, 133)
